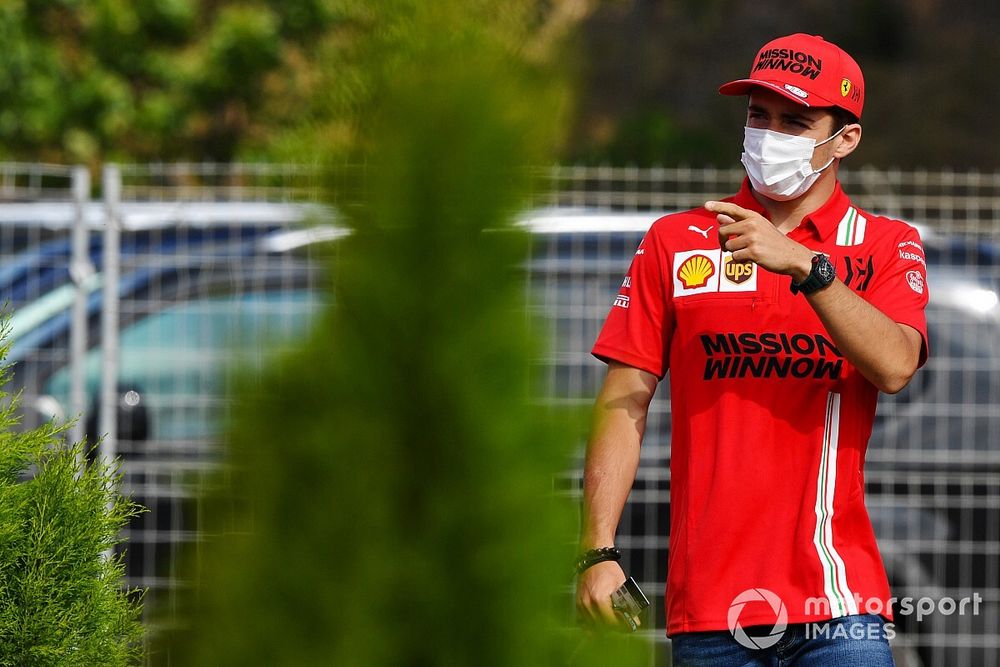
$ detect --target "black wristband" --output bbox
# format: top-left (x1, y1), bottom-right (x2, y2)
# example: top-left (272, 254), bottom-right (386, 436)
top-left (575, 547), bottom-right (621, 575)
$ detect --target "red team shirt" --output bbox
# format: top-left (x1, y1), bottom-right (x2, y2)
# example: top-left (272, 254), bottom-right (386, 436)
top-left (591, 179), bottom-right (929, 634)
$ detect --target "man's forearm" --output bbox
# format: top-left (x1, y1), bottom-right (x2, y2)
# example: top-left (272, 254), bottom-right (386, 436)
top-left (579, 401), bottom-right (645, 550)
top-left (575, 393), bottom-right (647, 630)
top-left (803, 278), bottom-right (921, 393)
top-left (706, 200), bottom-right (923, 394)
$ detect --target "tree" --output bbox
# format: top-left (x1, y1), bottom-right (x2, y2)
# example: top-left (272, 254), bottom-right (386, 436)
top-left (0, 324), bottom-right (144, 666)
top-left (0, 0), bottom-right (597, 165)
top-left (162, 1), bottom-right (648, 665)
top-left (0, 0), bottom-right (336, 163)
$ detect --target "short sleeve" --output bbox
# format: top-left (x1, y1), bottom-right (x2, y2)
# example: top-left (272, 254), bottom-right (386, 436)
top-left (864, 224), bottom-right (930, 367)
top-left (591, 224), bottom-right (674, 379)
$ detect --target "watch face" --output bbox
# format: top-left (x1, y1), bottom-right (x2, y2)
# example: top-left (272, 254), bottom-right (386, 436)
top-left (816, 255), bottom-right (837, 282)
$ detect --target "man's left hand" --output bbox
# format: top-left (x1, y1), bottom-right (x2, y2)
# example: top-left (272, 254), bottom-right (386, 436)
top-left (705, 201), bottom-right (814, 282)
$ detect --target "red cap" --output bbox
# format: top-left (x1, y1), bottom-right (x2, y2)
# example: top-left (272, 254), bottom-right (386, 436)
top-left (719, 34), bottom-right (864, 119)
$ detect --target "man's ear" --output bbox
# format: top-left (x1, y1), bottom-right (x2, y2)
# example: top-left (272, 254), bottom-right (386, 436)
top-left (833, 124), bottom-right (862, 159)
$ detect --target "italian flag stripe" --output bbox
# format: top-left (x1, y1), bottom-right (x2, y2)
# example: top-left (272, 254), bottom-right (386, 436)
top-left (812, 392), bottom-right (859, 617)
top-left (837, 208), bottom-right (855, 245)
top-left (836, 208), bottom-right (867, 246)
top-left (853, 213), bottom-right (867, 245)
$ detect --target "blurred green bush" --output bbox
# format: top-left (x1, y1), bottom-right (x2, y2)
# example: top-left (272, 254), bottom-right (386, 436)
top-left (0, 328), bottom-right (144, 665)
top-left (161, 1), bottom-right (649, 665)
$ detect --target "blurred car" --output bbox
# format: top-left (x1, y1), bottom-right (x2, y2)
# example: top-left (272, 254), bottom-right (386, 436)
top-left (1, 201), bottom-right (335, 619)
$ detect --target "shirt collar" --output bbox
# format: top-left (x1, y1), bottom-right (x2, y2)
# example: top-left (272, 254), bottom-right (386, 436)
top-left (731, 178), bottom-right (853, 242)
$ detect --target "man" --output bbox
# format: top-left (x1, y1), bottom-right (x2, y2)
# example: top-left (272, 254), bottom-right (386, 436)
top-left (575, 34), bottom-right (929, 665)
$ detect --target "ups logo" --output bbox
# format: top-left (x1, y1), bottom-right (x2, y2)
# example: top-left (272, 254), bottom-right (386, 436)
top-left (723, 256), bottom-right (754, 284)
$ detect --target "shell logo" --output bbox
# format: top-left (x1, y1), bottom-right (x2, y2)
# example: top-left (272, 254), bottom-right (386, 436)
top-left (677, 254), bottom-right (715, 289)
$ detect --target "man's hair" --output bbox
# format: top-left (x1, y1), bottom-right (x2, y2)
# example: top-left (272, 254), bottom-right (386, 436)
top-left (830, 106), bottom-right (859, 130)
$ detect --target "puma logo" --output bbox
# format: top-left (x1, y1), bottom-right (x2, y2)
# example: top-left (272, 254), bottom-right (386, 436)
top-left (688, 224), bottom-right (712, 239)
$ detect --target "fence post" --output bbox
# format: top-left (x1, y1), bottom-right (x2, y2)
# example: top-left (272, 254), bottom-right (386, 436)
top-left (69, 166), bottom-right (92, 447)
top-left (99, 165), bottom-right (121, 466)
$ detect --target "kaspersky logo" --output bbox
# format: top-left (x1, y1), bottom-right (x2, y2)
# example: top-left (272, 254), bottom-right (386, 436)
top-left (728, 588), bottom-right (788, 650)
top-left (677, 253), bottom-right (715, 289)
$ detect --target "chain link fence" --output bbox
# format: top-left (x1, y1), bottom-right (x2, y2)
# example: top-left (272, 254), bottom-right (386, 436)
top-left (1, 163), bottom-right (334, 662)
top-left (2, 163), bottom-right (998, 665)
top-left (532, 165), bottom-right (1000, 667)
top-left (543, 164), bottom-right (1000, 234)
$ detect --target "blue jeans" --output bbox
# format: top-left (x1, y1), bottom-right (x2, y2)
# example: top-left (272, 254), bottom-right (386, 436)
top-left (670, 614), bottom-right (894, 666)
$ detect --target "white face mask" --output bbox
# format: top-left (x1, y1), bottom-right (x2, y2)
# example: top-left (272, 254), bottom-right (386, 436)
top-left (741, 125), bottom-right (846, 201)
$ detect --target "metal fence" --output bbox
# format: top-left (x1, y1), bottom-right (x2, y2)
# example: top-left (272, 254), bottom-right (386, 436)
top-left (1, 163), bottom-right (333, 663)
top-left (101, 164), bottom-right (334, 660)
top-left (533, 166), bottom-right (1000, 667)
top-left (2, 163), bottom-right (998, 666)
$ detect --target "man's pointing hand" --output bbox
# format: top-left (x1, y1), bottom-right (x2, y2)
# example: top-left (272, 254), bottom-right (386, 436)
top-left (705, 201), bottom-right (815, 282)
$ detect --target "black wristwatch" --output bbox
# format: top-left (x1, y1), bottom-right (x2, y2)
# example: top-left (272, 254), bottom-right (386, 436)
top-left (790, 253), bottom-right (836, 295)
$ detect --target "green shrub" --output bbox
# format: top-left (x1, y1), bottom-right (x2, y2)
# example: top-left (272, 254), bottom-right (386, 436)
top-left (164, 2), bottom-right (649, 665)
top-left (0, 330), bottom-right (144, 666)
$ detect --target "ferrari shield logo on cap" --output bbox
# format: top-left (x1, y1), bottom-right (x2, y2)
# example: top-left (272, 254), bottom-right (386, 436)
top-left (841, 78), bottom-right (852, 97)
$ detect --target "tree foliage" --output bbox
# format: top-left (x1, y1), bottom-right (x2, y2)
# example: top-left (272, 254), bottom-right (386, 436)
top-left (161, 0), bottom-right (647, 664)
top-left (0, 0), bottom-right (336, 163)
top-left (0, 0), bottom-right (585, 165)
top-left (0, 328), bottom-right (144, 666)
top-left (0, 0), bottom-right (995, 167)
